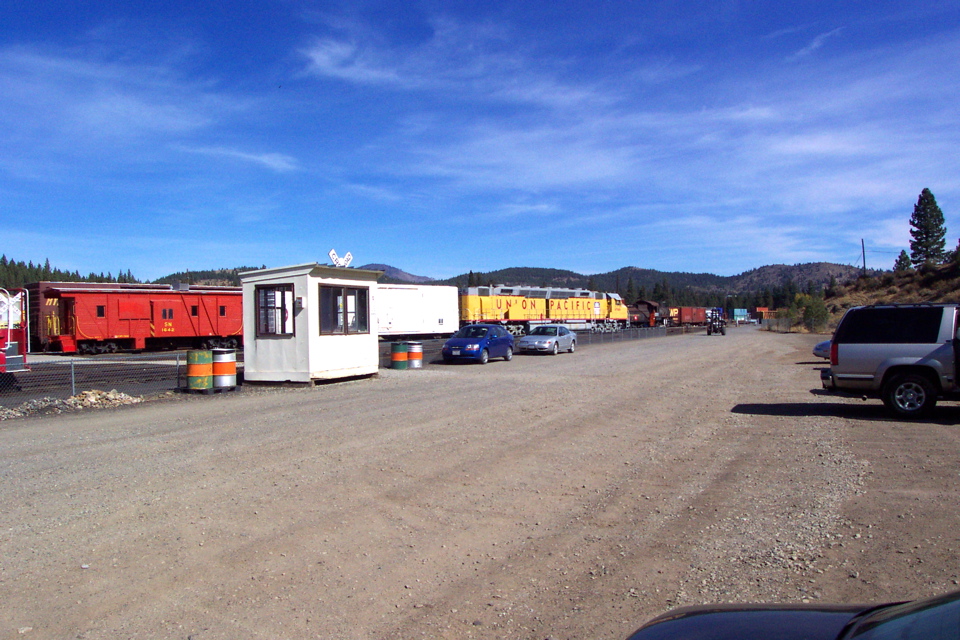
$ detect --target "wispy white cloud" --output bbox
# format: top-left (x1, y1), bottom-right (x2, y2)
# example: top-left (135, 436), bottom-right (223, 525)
top-left (302, 38), bottom-right (403, 85)
top-left (788, 27), bottom-right (844, 60)
top-left (178, 146), bottom-right (300, 172)
top-left (0, 46), bottom-right (219, 141)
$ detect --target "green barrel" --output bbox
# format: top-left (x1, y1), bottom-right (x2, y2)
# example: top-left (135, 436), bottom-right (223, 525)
top-left (187, 350), bottom-right (213, 390)
top-left (390, 342), bottom-right (409, 370)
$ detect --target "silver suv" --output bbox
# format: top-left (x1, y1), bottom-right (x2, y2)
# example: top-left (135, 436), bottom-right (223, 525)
top-left (821, 304), bottom-right (960, 417)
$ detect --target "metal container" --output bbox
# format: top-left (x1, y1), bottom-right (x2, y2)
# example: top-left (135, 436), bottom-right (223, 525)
top-left (186, 350), bottom-right (213, 391)
top-left (212, 348), bottom-right (237, 389)
top-left (390, 342), bottom-right (408, 370)
top-left (406, 342), bottom-right (422, 369)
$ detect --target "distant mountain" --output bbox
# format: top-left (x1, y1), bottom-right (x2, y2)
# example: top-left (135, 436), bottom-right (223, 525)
top-left (359, 264), bottom-right (435, 284)
top-left (146, 261), bottom-right (869, 297)
top-left (432, 263), bottom-right (866, 294)
top-left (729, 263), bottom-right (875, 293)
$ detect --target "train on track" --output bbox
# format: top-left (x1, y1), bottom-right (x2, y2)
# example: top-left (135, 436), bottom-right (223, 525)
top-left (459, 285), bottom-right (630, 335)
top-left (22, 280), bottom-right (666, 355)
top-left (663, 306), bottom-right (726, 327)
top-left (27, 282), bottom-right (243, 354)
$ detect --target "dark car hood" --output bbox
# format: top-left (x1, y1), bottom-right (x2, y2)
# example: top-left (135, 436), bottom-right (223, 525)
top-left (625, 603), bottom-right (872, 640)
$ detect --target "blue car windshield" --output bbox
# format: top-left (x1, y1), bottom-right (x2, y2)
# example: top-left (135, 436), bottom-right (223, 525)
top-left (846, 592), bottom-right (960, 640)
top-left (456, 326), bottom-right (489, 339)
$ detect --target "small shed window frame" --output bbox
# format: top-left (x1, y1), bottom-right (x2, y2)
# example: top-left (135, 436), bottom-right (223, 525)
top-left (255, 284), bottom-right (295, 337)
top-left (319, 285), bottom-right (370, 335)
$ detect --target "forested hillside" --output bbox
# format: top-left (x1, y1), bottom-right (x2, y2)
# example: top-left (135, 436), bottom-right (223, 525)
top-left (0, 256), bottom-right (138, 289)
top-left (0, 254), bottom-right (866, 312)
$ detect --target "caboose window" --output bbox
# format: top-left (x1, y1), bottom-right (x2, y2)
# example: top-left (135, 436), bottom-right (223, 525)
top-left (219, 305), bottom-right (226, 317)
top-left (191, 305), bottom-right (198, 317)
top-left (319, 285), bottom-right (369, 335)
top-left (256, 284), bottom-right (294, 336)
top-left (96, 305), bottom-right (105, 318)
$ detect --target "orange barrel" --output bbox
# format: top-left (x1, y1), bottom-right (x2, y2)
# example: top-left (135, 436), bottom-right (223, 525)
top-left (406, 342), bottom-right (422, 369)
top-left (187, 350), bottom-right (213, 391)
top-left (212, 348), bottom-right (237, 389)
top-left (391, 342), bottom-right (408, 370)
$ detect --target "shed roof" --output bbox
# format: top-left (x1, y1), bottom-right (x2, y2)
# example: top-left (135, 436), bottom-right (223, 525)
top-left (239, 263), bottom-right (383, 282)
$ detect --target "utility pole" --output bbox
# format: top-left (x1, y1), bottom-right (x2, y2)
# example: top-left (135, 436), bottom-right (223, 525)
top-left (861, 239), bottom-right (867, 276)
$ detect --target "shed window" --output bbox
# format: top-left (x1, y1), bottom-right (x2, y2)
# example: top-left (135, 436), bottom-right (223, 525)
top-left (256, 285), bottom-right (294, 336)
top-left (319, 285), bottom-right (369, 335)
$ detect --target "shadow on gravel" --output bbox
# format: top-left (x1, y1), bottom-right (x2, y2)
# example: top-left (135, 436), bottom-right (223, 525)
top-left (731, 401), bottom-right (960, 424)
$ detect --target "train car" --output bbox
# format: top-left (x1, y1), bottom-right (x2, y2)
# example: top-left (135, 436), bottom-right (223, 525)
top-left (27, 282), bottom-right (243, 353)
top-left (667, 306), bottom-right (709, 326)
top-left (459, 285), bottom-right (629, 334)
top-left (0, 287), bottom-right (29, 373)
top-left (627, 299), bottom-right (660, 327)
top-left (374, 284), bottom-right (459, 339)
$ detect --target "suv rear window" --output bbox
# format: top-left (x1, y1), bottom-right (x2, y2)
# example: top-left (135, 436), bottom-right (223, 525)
top-left (834, 307), bottom-right (944, 344)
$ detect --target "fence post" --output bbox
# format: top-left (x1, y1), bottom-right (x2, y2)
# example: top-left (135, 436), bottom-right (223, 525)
top-left (70, 360), bottom-right (76, 396)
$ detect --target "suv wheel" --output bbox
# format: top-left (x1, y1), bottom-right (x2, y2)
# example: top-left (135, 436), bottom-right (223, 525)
top-left (882, 373), bottom-right (937, 418)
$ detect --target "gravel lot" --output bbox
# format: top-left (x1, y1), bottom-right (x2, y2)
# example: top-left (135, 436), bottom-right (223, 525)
top-left (1, 326), bottom-right (958, 639)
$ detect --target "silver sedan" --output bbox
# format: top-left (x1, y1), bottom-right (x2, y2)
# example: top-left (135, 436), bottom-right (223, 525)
top-left (517, 324), bottom-right (576, 355)
top-left (813, 339), bottom-right (831, 359)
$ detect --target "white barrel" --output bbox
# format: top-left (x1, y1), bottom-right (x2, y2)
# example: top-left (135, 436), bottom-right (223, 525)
top-left (212, 348), bottom-right (237, 389)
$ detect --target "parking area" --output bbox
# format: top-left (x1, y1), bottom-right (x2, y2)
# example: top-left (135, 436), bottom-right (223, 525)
top-left (2, 326), bottom-right (957, 639)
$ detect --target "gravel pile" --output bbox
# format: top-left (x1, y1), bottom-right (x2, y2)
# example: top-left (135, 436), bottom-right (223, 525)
top-left (0, 389), bottom-right (143, 420)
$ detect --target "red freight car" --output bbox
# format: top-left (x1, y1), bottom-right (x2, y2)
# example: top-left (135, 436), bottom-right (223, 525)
top-left (667, 306), bottom-right (708, 326)
top-left (27, 282), bottom-right (243, 354)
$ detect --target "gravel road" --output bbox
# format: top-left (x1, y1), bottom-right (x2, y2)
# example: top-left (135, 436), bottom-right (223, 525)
top-left (1, 326), bottom-right (958, 639)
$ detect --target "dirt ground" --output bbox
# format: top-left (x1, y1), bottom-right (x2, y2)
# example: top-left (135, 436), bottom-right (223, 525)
top-left (1, 326), bottom-right (958, 640)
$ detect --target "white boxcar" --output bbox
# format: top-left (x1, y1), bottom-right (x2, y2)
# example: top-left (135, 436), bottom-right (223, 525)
top-left (375, 284), bottom-right (459, 338)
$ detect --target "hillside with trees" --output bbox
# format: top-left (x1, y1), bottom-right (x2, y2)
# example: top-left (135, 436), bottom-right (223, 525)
top-left (0, 255), bottom-right (138, 289)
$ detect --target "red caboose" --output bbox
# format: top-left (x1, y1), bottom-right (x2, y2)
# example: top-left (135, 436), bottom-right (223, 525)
top-left (27, 282), bottom-right (243, 353)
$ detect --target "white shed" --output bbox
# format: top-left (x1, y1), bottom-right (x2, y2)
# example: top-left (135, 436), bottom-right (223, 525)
top-left (240, 263), bottom-right (382, 383)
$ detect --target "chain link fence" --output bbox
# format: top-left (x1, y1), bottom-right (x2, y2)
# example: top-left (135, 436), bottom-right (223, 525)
top-left (0, 352), bottom-right (242, 407)
top-left (378, 325), bottom-right (672, 368)
top-left (5, 327), bottom-right (674, 405)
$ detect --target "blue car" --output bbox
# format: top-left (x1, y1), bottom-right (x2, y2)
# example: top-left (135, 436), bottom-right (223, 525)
top-left (624, 588), bottom-right (960, 640)
top-left (441, 324), bottom-right (514, 364)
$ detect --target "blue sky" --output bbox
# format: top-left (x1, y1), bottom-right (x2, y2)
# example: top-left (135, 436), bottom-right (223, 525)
top-left (2, 1), bottom-right (959, 281)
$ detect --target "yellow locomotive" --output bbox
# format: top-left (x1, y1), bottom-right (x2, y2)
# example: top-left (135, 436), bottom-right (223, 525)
top-left (459, 285), bottom-right (629, 335)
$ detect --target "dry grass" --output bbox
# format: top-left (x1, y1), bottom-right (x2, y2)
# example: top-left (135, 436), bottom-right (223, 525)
top-left (825, 262), bottom-right (960, 327)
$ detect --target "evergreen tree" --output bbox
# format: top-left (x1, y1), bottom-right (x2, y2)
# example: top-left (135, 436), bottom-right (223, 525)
top-left (893, 250), bottom-right (912, 272)
top-left (909, 188), bottom-right (947, 267)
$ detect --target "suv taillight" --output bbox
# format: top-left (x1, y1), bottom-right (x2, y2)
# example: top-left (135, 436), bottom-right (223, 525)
top-left (830, 341), bottom-right (838, 366)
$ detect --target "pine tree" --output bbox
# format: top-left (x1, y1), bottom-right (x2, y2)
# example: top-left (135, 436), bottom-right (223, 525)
top-left (909, 188), bottom-right (947, 267)
top-left (893, 250), bottom-right (911, 272)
